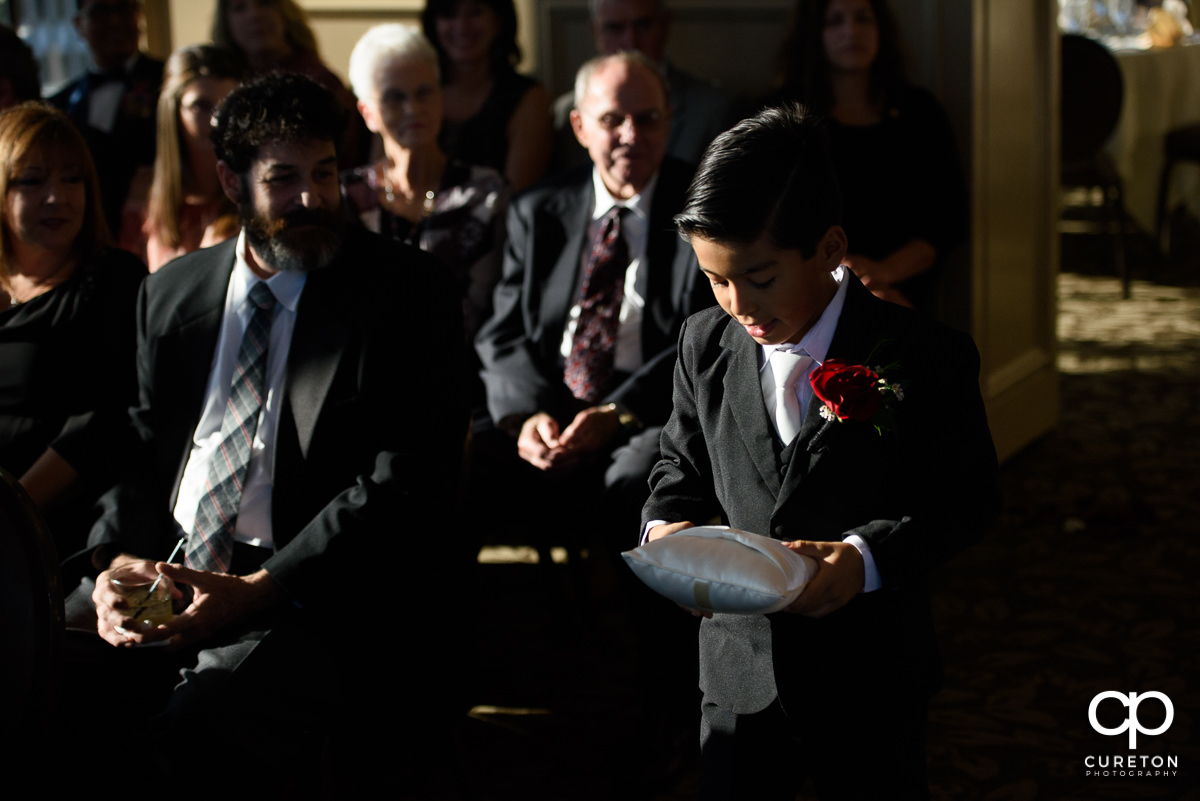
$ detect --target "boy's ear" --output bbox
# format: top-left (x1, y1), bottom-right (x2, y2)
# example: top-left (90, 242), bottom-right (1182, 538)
top-left (820, 225), bottom-right (848, 268)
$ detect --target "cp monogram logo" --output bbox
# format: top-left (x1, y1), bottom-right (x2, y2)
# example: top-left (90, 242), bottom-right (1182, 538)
top-left (1089, 691), bottom-right (1174, 749)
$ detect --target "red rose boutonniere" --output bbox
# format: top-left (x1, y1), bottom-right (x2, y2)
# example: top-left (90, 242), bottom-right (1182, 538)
top-left (810, 357), bottom-right (904, 435)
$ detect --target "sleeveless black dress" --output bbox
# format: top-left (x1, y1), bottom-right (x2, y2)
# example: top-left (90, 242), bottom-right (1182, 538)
top-left (438, 69), bottom-right (538, 178)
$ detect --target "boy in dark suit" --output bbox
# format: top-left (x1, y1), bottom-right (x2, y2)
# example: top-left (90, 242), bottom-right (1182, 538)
top-left (641, 105), bottom-right (1001, 800)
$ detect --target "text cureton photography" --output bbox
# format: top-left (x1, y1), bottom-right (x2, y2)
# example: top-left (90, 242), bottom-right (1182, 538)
top-left (1084, 691), bottom-right (1183, 780)
top-left (1084, 754), bottom-right (1180, 778)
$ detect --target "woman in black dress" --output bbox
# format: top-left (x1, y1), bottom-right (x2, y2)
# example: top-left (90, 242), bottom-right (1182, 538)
top-left (0, 102), bottom-right (145, 553)
top-left (422, 0), bottom-right (552, 192)
top-left (773, 0), bottom-right (967, 310)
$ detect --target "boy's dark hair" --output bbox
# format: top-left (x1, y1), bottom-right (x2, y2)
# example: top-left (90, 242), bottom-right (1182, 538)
top-left (675, 103), bottom-right (842, 259)
top-left (211, 73), bottom-right (344, 175)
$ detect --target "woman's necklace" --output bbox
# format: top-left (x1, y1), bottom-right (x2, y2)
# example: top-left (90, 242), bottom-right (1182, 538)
top-left (381, 165), bottom-right (437, 219)
top-left (4, 258), bottom-right (76, 307)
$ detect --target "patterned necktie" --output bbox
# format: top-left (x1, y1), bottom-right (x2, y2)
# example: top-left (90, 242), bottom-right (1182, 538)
top-left (185, 281), bottom-right (277, 573)
top-left (769, 349), bottom-right (813, 445)
top-left (564, 206), bottom-right (629, 402)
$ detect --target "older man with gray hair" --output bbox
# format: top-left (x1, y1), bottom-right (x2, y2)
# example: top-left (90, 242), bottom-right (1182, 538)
top-left (478, 50), bottom-right (707, 498)
top-left (475, 50), bottom-right (712, 778)
top-left (550, 0), bottom-right (737, 176)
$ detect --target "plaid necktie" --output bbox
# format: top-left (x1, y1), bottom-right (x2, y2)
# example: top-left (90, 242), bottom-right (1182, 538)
top-left (185, 281), bottom-right (277, 573)
top-left (564, 206), bottom-right (629, 402)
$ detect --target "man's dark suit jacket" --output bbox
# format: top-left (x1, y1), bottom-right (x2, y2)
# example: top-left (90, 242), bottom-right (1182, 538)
top-left (475, 157), bottom-right (710, 430)
top-left (642, 275), bottom-right (1001, 719)
top-left (49, 53), bottom-right (164, 235)
top-left (90, 228), bottom-right (467, 607)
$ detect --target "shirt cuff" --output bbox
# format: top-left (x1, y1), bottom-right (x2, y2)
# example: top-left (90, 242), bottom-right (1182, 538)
top-left (640, 520), bottom-right (668, 546)
top-left (843, 533), bottom-right (881, 593)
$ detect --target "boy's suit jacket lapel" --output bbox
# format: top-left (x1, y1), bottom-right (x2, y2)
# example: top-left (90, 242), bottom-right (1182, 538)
top-left (773, 276), bottom-right (890, 519)
top-left (773, 399), bottom-right (832, 519)
top-left (719, 321), bottom-right (782, 501)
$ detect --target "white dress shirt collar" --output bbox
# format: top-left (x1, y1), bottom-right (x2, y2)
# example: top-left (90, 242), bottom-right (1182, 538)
top-left (760, 265), bottom-right (850, 368)
top-left (232, 230), bottom-right (307, 313)
top-left (591, 168), bottom-right (657, 221)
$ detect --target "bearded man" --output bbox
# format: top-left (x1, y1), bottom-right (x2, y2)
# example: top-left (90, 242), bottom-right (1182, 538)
top-left (63, 74), bottom-right (467, 795)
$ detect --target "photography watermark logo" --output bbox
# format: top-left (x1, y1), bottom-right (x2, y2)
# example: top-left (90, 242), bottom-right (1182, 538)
top-left (1085, 691), bottom-right (1180, 779)
top-left (1089, 691), bottom-right (1174, 748)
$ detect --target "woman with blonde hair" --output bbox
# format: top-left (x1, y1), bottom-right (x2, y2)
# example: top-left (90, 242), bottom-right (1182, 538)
top-left (212, 0), bottom-right (319, 73)
top-left (120, 45), bottom-right (243, 270)
top-left (212, 0), bottom-right (364, 163)
top-left (0, 102), bottom-right (145, 550)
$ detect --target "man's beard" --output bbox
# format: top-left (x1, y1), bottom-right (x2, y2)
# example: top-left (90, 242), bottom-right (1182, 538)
top-left (241, 202), bottom-right (345, 273)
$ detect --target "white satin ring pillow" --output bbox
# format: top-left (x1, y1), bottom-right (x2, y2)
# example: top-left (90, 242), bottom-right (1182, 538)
top-left (622, 526), bottom-right (818, 615)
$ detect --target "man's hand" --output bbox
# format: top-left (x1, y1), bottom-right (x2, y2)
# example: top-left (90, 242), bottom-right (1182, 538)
top-left (92, 558), bottom-right (283, 648)
top-left (517, 406), bottom-right (622, 471)
top-left (517, 412), bottom-right (567, 470)
top-left (557, 405), bottom-right (621, 455)
top-left (153, 564), bottom-right (284, 649)
top-left (781, 540), bottom-right (864, 618)
top-left (93, 557), bottom-right (182, 647)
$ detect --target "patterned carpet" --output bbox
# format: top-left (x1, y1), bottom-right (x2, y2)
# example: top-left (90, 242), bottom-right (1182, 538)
top-left (927, 270), bottom-right (1200, 801)
top-left (447, 235), bottom-right (1200, 800)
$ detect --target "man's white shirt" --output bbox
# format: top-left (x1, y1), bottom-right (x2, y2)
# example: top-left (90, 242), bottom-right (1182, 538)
top-left (172, 231), bottom-right (307, 550)
top-left (558, 168), bottom-right (658, 374)
top-left (85, 53), bottom-right (141, 134)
